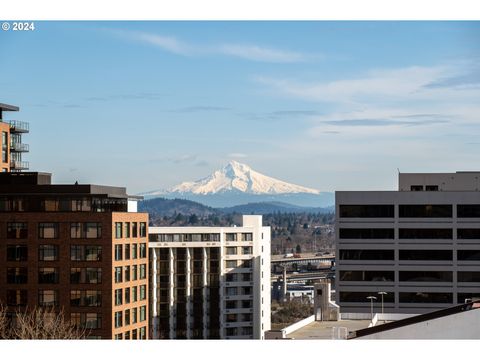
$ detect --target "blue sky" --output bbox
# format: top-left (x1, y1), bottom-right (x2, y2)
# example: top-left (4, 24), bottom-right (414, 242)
top-left (1, 21), bottom-right (479, 193)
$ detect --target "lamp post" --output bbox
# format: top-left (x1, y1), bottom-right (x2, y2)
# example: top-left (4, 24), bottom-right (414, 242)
top-left (378, 292), bottom-right (387, 314)
top-left (366, 296), bottom-right (377, 320)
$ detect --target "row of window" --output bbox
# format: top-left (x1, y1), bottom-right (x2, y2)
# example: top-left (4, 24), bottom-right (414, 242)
top-left (225, 286), bottom-right (253, 296)
top-left (115, 222), bottom-right (147, 239)
top-left (114, 265), bottom-right (147, 283)
top-left (114, 285), bottom-right (147, 306)
top-left (339, 249), bottom-right (480, 261)
top-left (6, 267), bottom-right (103, 284)
top-left (225, 300), bottom-right (253, 309)
top-left (339, 270), bottom-right (480, 282)
top-left (114, 306), bottom-right (147, 328)
top-left (149, 232), bottom-right (253, 243)
top-left (114, 243), bottom-right (147, 261)
top-left (0, 197), bottom-right (127, 213)
top-left (339, 204), bottom-right (480, 218)
top-left (339, 291), bottom-right (480, 304)
top-left (339, 228), bottom-right (480, 240)
top-left (70, 312), bottom-right (102, 329)
top-left (114, 327), bottom-right (147, 340)
top-left (225, 327), bottom-right (253, 337)
top-left (225, 313), bottom-right (253, 323)
top-left (225, 259), bottom-right (253, 269)
top-left (6, 222), bottom-right (102, 239)
top-left (225, 246), bottom-right (253, 255)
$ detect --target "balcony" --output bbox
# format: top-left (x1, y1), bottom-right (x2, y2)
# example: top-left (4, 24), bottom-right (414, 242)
top-left (10, 143), bottom-right (29, 152)
top-left (8, 120), bottom-right (29, 133)
top-left (10, 160), bottom-right (29, 170)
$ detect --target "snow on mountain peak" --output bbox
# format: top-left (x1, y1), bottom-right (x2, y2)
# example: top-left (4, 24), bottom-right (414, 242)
top-left (165, 161), bottom-right (320, 195)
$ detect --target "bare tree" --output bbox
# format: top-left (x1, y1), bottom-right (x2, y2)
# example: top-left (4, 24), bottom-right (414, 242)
top-left (0, 304), bottom-right (88, 339)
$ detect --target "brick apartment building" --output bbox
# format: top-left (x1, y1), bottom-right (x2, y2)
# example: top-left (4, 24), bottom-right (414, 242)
top-left (0, 102), bottom-right (149, 339)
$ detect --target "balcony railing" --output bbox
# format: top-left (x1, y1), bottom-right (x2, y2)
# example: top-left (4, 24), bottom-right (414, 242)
top-left (10, 142), bottom-right (29, 152)
top-left (10, 160), bottom-right (29, 170)
top-left (8, 120), bottom-right (29, 133)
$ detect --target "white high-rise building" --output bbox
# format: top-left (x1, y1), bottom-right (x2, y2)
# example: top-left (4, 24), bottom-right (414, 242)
top-left (336, 172), bottom-right (480, 315)
top-left (149, 215), bottom-right (271, 339)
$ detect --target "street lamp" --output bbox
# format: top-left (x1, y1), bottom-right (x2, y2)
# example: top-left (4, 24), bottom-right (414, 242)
top-left (366, 296), bottom-right (377, 320)
top-left (378, 292), bottom-right (387, 314)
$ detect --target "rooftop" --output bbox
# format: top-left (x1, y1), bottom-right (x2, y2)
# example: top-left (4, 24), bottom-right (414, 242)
top-left (0, 103), bottom-right (19, 112)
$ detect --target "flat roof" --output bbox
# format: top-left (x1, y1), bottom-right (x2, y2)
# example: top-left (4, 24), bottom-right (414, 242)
top-left (0, 103), bottom-right (19, 111)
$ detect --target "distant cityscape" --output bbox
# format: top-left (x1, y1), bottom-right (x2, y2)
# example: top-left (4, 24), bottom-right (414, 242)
top-left (1, 101), bottom-right (480, 340)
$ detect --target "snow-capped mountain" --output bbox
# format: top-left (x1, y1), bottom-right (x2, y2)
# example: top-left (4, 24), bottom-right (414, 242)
top-left (169, 160), bottom-right (320, 195)
top-left (140, 161), bottom-right (333, 207)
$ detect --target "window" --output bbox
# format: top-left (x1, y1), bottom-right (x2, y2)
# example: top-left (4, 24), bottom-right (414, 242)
top-left (399, 292), bottom-right (452, 304)
top-left (38, 290), bottom-right (58, 306)
top-left (124, 266), bottom-right (130, 282)
top-left (339, 205), bottom-right (394, 218)
top-left (115, 245), bottom-right (123, 261)
top-left (70, 268), bottom-right (102, 284)
top-left (70, 290), bottom-right (102, 307)
top-left (399, 205), bottom-right (452, 218)
top-left (225, 233), bottom-right (237, 241)
top-left (132, 307), bottom-right (138, 324)
top-left (339, 291), bottom-right (394, 303)
top-left (241, 233), bottom-right (252, 241)
top-left (125, 288), bottom-right (130, 304)
top-left (225, 260), bottom-right (237, 268)
top-left (340, 270), bottom-right (394, 282)
top-left (115, 267), bottom-right (123, 283)
top-left (139, 264), bottom-right (146, 279)
top-left (458, 250), bottom-right (480, 261)
top-left (458, 205), bottom-right (480, 218)
top-left (70, 223), bottom-right (82, 238)
top-left (125, 309), bottom-right (130, 326)
top-left (115, 289), bottom-right (123, 306)
top-left (140, 285), bottom-right (146, 300)
top-left (7, 267), bottom-right (27, 284)
top-left (399, 228), bottom-right (452, 239)
top-left (114, 333), bottom-right (123, 340)
top-left (226, 300), bottom-right (237, 309)
top-left (38, 268), bottom-right (59, 284)
top-left (38, 223), bottom-right (59, 239)
top-left (339, 249), bottom-right (394, 261)
top-left (139, 305), bottom-right (146, 322)
top-left (226, 328), bottom-right (237, 336)
top-left (242, 260), bottom-right (252, 268)
top-left (7, 245), bottom-right (28, 261)
top-left (410, 185), bottom-right (424, 191)
top-left (72, 223), bottom-right (102, 238)
top-left (226, 247), bottom-right (237, 255)
top-left (131, 244), bottom-right (138, 259)
top-left (242, 273), bottom-right (252, 282)
top-left (242, 247), bottom-right (253, 255)
top-left (115, 222), bottom-right (122, 238)
top-left (339, 228), bottom-right (394, 239)
top-left (399, 250), bottom-right (452, 261)
top-left (225, 287), bottom-right (237, 296)
top-left (242, 300), bottom-right (252, 309)
top-left (242, 287), bottom-right (252, 295)
top-left (426, 185), bottom-right (439, 191)
top-left (125, 222), bottom-right (130, 238)
top-left (458, 229), bottom-right (480, 239)
top-left (458, 272), bottom-right (480, 282)
top-left (140, 222), bottom-right (147, 237)
top-left (124, 244), bottom-right (130, 260)
top-left (132, 265), bottom-right (138, 281)
top-left (226, 273), bottom-right (236, 282)
top-left (132, 286), bottom-right (138, 302)
top-left (140, 243), bottom-right (147, 258)
top-left (6, 289), bottom-right (28, 306)
top-left (399, 271), bottom-right (452, 282)
top-left (226, 314), bottom-right (237, 323)
top-left (39, 245), bottom-right (58, 261)
top-left (132, 222), bottom-right (138, 237)
top-left (140, 327), bottom-right (146, 339)
top-left (7, 222), bottom-right (27, 239)
top-left (85, 246), bottom-right (102, 261)
top-left (72, 313), bottom-right (101, 329)
top-left (115, 312), bottom-right (122, 328)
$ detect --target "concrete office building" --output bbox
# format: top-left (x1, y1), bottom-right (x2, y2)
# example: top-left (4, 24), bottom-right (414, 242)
top-left (149, 215), bottom-right (271, 339)
top-left (0, 172), bottom-right (149, 339)
top-left (0, 103), bottom-right (29, 172)
top-left (336, 172), bottom-right (480, 315)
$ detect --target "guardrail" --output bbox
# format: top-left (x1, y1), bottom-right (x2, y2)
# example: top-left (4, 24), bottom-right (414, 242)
top-left (8, 120), bottom-right (29, 133)
top-left (10, 142), bottom-right (29, 152)
top-left (10, 160), bottom-right (29, 170)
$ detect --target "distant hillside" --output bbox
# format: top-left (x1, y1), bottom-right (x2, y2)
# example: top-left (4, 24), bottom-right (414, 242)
top-left (139, 198), bottom-right (333, 217)
top-left (220, 201), bottom-right (334, 215)
top-left (138, 197), bottom-right (217, 217)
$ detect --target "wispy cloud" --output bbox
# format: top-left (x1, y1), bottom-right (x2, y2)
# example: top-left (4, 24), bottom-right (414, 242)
top-left (85, 92), bottom-right (164, 102)
top-left (324, 116), bottom-right (449, 127)
top-left (219, 44), bottom-right (307, 63)
top-left (172, 106), bottom-right (230, 113)
top-left (106, 29), bottom-right (312, 63)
